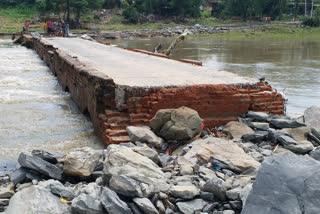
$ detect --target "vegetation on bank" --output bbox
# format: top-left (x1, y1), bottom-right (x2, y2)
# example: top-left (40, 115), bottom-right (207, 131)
top-left (0, 0), bottom-right (320, 35)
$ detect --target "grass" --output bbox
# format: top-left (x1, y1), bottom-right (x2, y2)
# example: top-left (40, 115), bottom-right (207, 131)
top-left (0, 7), bottom-right (42, 33)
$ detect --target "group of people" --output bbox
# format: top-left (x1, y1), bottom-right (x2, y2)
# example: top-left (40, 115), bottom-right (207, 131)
top-left (43, 20), bottom-right (69, 37)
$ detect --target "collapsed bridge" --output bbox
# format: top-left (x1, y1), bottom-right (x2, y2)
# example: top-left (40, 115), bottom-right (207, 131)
top-left (20, 36), bottom-right (284, 146)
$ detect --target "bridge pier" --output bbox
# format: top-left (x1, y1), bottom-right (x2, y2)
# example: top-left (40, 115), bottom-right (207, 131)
top-left (21, 36), bottom-right (285, 146)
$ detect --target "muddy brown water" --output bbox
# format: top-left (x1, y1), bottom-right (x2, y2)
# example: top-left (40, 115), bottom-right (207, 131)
top-left (0, 38), bottom-right (103, 166)
top-left (107, 37), bottom-right (320, 117)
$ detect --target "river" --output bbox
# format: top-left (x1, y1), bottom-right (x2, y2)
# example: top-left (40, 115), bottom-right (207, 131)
top-left (107, 37), bottom-right (320, 117)
top-left (0, 38), bottom-right (103, 167)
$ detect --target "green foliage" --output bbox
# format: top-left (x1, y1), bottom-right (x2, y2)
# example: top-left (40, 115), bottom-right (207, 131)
top-left (303, 7), bottom-right (320, 27)
top-left (104, 0), bottom-right (120, 9)
top-left (221, 0), bottom-right (287, 20)
top-left (122, 2), bottom-right (139, 24)
top-left (201, 10), bottom-right (211, 18)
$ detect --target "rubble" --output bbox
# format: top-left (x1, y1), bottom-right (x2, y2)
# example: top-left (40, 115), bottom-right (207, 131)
top-left (2, 108), bottom-right (320, 214)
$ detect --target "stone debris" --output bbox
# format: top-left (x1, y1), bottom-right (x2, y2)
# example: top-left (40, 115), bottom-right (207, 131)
top-left (2, 108), bottom-right (320, 214)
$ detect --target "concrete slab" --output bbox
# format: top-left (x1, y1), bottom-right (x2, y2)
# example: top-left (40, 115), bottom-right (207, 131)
top-left (43, 37), bottom-right (257, 87)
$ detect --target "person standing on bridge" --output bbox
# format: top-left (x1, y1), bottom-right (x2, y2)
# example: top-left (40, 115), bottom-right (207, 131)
top-left (65, 23), bottom-right (70, 37)
top-left (44, 21), bottom-right (48, 35)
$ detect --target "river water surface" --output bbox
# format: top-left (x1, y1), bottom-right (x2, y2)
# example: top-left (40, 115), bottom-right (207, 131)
top-left (0, 39), bottom-right (102, 165)
top-left (108, 37), bottom-right (320, 117)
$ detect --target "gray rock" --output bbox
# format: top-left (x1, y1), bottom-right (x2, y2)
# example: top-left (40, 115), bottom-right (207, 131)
top-left (248, 152), bottom-right (264, 162)
top-left (242, 152), bottom-right (320, 214)
top-left (150, 107), bottom-right (202, 141)
top-left (101, 187), bottom-right (132, 214)
top-left (73, 182), bottom-right (102, 199)
top-left (201, 177), bottom-right (227, 201)
top-left (200, 191), bottom-right (215, 202)
top-left (242, 131), bottom-right (268, 143)
top-left (251, 122), bottom-right (270, 131)
top-left (156, 200), bottom-right (166, 214)
top-left (170, 185), bottom-right (200, 199)
top-left (0, 185), bottom-right (14, 199)
top-left (31, 150), bottom-right (64, 164)
top-left (223, 210), bottom-right (235, 214)
top-left (222, 121), bottom-right (254, 139)
top-left (103, 145), bottom-right (169, 193)
top-left (9, 168), bottom-right (27, 185)
top-left (269, 118), bottom-right (306, 129)
top-left (278, 135), bottom-right (297, 146)
top-left (128, 202), bottom-right (143, 214)
top-left (140, 183), bottom-right (156, 198)
top-left (0, 199), bottom-right (9, 206)
top-left (304, 106), bottom-right (320, 131)
top-left (5, 185), bottom-right (70, 214)
top-left (109, 175), bottom-right (143, 198)
top-left (16, 182), bottom-right (32, 192)
top-left (226, 187), bottom-right (241, 200)
top-left (240, 184), bottom-right (252, 207)
top-left (159, 154), bottom-right (174, 167)
top-left (59, 147), bottom-right (101, 177)
top-left (133, 198), bottom-right (159, 214)
top-left (177, 156), bottom-right (194, 175)
top-left (176, 199), bottom-right (207, 214)
top-left (132, 145), bottom-right (160, 164)
top-left (18, 153), bottom-right (63, 180)
top-left (310, 146), bottom-right (320, 161)
top-left (267, 129), bottom-right (292, 143)
top-left (71, 193), bottom-right (104, 214)
top-left (126, 126), bottom-right (164, 148)
top-left (284, 140), bottom-right (314, 154)
top-left (184, 137), bottom-right (260, 172)
top-left (199, 166), bottom-right (217, 181)
top-left (246, 111), bottom-right (269, 122)
top-left (50, 181), bottom-right (75, 199)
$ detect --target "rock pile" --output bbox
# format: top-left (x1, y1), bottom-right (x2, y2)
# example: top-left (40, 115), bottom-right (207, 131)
top-left (1, 107), bottom-right (320, 214)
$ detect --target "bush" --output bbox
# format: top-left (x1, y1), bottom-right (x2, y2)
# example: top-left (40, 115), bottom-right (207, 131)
top-left (200, 10), bottom-right (211, 18)
top-left (122, 2), bottom-right (139, 24)
top-left (303, 17), bottom-right (320, 27)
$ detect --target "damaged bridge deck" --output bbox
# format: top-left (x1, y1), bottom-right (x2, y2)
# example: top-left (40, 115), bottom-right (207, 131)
top-left (27, 36), bottom-right (285, 145)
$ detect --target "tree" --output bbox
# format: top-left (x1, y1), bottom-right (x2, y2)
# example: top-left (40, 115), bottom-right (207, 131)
top-left (71, 0), bottom-right (104, 26)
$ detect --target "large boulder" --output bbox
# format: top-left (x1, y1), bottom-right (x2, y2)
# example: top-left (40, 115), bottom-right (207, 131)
top-left (58, 147), bottom-right (101, 177)
top-left (169, 185), bottom-right (200, 199)
top-left (176, 199), bottom-right (207, 214)
top-left (242, 152), bottom-right (320, 214)
top-left (109, 175), bottom-right (143, 198)
top-left (126, 126), bottom-right (164, 148)
top-left (184, 137), bottom-right (260, 172)
top-left (133, 198), bottom-right (159, 214)
top-left (149, 107), bottom-right (202, 141)
top-left (222, 121), bottom-right (254, 139)
top-left (304, 106), bottom-right (320, 131)
top-left (18, 153), bottom-right (63, 180)
top-left (103, 145), bottom-right (169, 192)
top-left (5, 185), bottom-right (70, 214)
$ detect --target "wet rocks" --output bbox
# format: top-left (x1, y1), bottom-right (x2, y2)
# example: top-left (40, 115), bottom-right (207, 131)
top-left (58, 147), bottom-right (101, 177)
top-left (18, 153), bottom-right (63, 180)
top-left (242, 152), bottom-right (320, 214)
top-left (222, 121), bottom-right (254, 139)
top-left (150, 107), bottom-right (202, 141)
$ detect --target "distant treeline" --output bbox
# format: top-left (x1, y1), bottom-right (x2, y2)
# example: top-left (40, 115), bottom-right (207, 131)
top-left (1, 0), bottom-right (319, 25)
